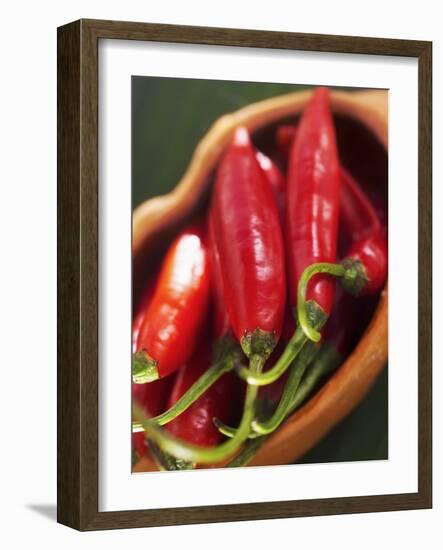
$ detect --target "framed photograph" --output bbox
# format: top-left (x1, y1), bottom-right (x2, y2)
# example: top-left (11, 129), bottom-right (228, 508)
top-left (57, 19), bottom-right (432, 530)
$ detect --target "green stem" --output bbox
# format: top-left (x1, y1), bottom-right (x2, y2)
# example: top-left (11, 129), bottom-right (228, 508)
top-left (223, 344), bottom-right (342, 466)
top-left (235, 302), bottom-right (327, 386)
top-left (251, 342), bottom-right (317, 435)
top-left (286, 343), bottom-right (341, 416)
top-left (225, 437), bottom-right (268, 467)
top-left (216, 342), bottom-right (317, 439)
top-left (297, 262), bottom-right (346, 343)
top-left (132, 354), bottom-right (234, 431)
top-left (133, 354), bottom-right (265, 464)
top-left (132, 351), bottom-right (159, 384)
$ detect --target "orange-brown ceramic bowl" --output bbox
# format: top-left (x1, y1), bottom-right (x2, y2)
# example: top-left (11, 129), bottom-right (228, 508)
top-left (133, 89), bottom-right (388, 471)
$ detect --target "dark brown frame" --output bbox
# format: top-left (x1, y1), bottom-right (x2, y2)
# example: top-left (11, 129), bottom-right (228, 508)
top-left (57, 18), bottom-right (432, 531)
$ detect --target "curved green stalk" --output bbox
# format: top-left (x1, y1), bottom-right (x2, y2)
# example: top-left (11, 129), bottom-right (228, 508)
top-left (132, 355), bottom-right (234, 431)
top-left (132, 340), bottom-right (242, 431)
top-left (286, 343), bottom-right (341, 415)
top-left (225, 437), bottom-right (267, 467)
top-left (216, 342), bottom-right (317, 439)
top-left (222, 344), bottom-right (342, 467)
top-left (235, 301), bottom-right (327, 387)
top-left (215, 419), bottom-right (260, 439)
top-left (251, 342), bottom-right (317, 435)
top-left (133, 354), bottom-right (265, 464)
top-left (297, 262), bottom-right (346, 343)
top-left (218, 342), bottom-right (341, 441)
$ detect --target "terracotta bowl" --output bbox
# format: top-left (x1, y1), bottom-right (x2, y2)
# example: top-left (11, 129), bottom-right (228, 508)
top-left (133, 89), bottom-right (388, 471)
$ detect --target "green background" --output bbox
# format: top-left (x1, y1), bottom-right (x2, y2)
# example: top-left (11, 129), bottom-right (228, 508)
top-left (132, 76), bottom-right (388, 464)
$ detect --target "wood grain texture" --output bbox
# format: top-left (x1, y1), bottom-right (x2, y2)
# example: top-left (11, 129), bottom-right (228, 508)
top-left (57, 20), bottom-right (81, 528)
top-left (57, 19), bottom-right (432, 530)
top-left (417, 41), bottom-right (432, 507)
top-left (82, 18), bottom-right (429, 57)
top-left (57, 19), bottom-right (100, 530)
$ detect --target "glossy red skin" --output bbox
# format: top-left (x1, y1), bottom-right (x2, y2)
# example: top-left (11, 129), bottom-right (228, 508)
top-left (255, 150), bottom-right (286, 218)
top-left (339, 167), bottom-right (381, 251)
top-left (347, 231), bottom-right (388, 296)
top-left (209, 151), bottom-right (285, 340)
top-left (208, 215), bottom-right (231, 340)
top-left (166, 344), bottom-right (239, 447)
top-left (132, 273), bottom-right (174, 417)
top-left (276, 124), bottom-right (297, 159)
top-left (132, 376), bottom-right (173, 418)
top-left (132, 286), bottom-right (173, 462)
top-left (132, 274), bottom-right (158, 353)
top-left (136, 225), bottom-right (210, 378)
top-left (211, 127), bottom-right (286, 344)
top-left (275, 124), bottom-right (382, 252)
top-left (286, 87), bottom-right (341, 315)
top-left (340, 170), bottom-right (387, 295)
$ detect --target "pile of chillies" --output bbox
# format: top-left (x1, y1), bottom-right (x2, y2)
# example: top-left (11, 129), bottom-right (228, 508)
top-left (131, 87), bottom-right (388, 470)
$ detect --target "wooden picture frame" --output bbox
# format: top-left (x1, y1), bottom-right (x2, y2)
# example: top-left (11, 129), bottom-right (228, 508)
top-left (57, 19), bottom-right (432, 530)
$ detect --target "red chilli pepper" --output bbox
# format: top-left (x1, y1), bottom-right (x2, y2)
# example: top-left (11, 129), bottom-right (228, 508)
top-left (275, 119), bottom-right (387, 302)
top-left (276, 124), bottom-right (297, 159)
top-left (287, 87), bottom-right (341, 318)
top-left (133, 276), bottom-right (174, 412)
top-left (341, 230), bottom-right (387, 296)
top-left (298, 170), bottom-right (387, 342)
top-left (339, 167), bottom-right (387, 296)
top-left (255, 150), bottom-right (286, 218)
top-left (133, 224), bottom-right (210, 383)
top-left (322, 167), bottom-right (385, 356)
top-left (275, 125), bottom-right (380, 243)
top-left (303, 169), bottom-right (387, 298)
top-left (132, 278), bottom-right (173, 463)
top-left (234, 92), bottom-right (339, 385)
top-left (211, 126), bottom-right (286, 365)
top-left (132, 378), bottom-right (173, 419)
top-left (340, 167), bottom-right (381, 244)
top-left (132, 272), bottom-right (159, 353)
top-left (208, 215), bottom-right (231, 341)
top-left (209, 147), bottom-right (285, 341)
top-left (166, 343), bottom-right (239, 447)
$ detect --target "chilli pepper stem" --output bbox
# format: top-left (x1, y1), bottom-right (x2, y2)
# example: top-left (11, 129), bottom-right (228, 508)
top-left (287, 343), bottom-right (342, 415)
top-left (216, 342), bottom-right (317, 439)
top-left (132, 354), bottom-right (235, 431)
top-left (154, 354), bottom-right (234, 425)
top-left (235, 301), bottom-right (327, 386)
top-left (297, 263), bottom-right (356, 342)
top-left (133, 355), bottom-right (265, 464)
top-left (222, 343), bottom-right (341, 464)
top-left (251, 343), bottom-right (316, 435)
top-left (235, 327), bottom-right (304, 386)
top-left (225, 436), bottom-right (268, 467)
top-left (132, 351), bottom-right (159, 384)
